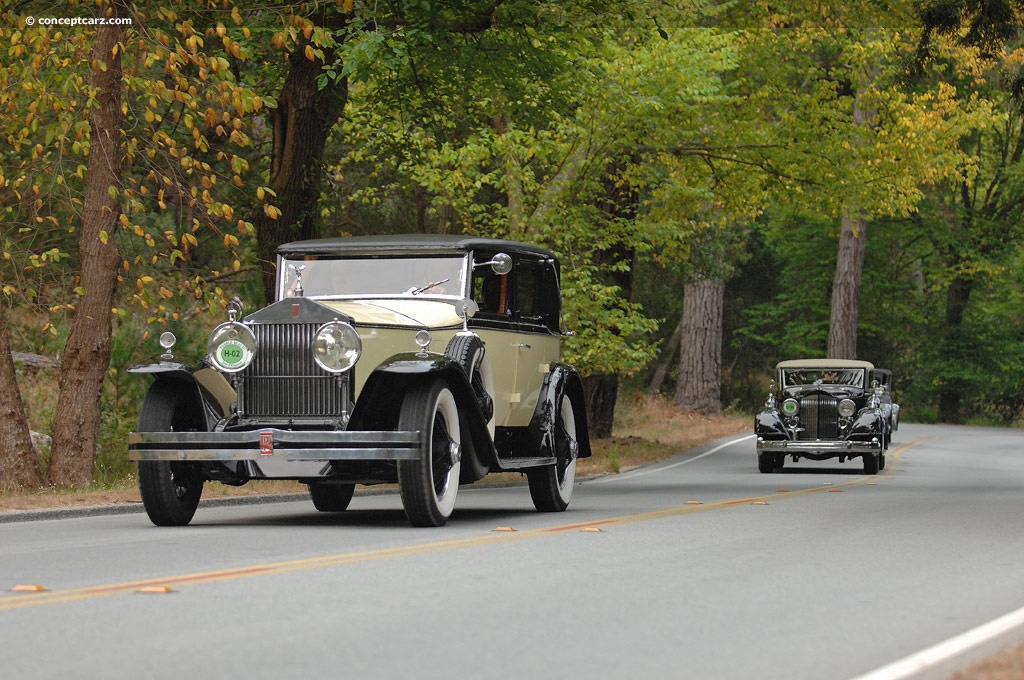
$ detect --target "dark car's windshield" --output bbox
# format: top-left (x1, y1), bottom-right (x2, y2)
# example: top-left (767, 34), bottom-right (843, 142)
top-left (781, 368), bottom-right (865, 388)
top-left (278, 255), bottom-right (467, 299)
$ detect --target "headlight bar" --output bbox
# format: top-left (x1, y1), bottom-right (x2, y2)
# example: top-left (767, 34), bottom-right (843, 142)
top-left (208, 321), bottom-right (257, 373)
top-left (312, 320), bottom-right (362, 373)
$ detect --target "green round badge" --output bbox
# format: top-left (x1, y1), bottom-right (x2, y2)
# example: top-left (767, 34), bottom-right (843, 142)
top-left (217, 340), bottom-right (248, 367)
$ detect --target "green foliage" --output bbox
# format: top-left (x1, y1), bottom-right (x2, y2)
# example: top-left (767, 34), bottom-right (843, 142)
top-left (6, 0), bottom-right (1024, 491)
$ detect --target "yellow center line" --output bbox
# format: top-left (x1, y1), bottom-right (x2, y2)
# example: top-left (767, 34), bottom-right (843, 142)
top-left (1, 438), bottom-right (929, 612)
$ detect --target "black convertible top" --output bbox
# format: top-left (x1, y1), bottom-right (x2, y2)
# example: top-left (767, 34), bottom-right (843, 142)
top-left (276, 234), bottom-right (556, 260)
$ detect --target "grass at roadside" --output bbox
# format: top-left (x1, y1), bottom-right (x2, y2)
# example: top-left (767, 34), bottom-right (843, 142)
top-left (0, 394), bottom-right (750, 513)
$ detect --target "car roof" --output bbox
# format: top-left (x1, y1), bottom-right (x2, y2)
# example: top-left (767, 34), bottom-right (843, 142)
top-left (776, 359), bottom-right (875, 370)
top-left (276, 234), bottom-right (556, 260)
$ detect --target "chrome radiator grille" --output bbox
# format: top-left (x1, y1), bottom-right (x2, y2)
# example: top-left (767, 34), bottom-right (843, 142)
top-left (797, 395), bottom-right (839, 440)
top-left (237, 323), bottom-right (349, 419)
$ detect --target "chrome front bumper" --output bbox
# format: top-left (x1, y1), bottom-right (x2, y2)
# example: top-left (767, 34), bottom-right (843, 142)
top-left (128, 429), bottom-right (423, 462)
top-left (756, 437), bottom-right (881, 454)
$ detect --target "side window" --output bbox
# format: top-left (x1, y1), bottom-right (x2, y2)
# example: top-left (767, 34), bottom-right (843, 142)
top-left (514, 259), bottom-right (560, 333)
top-left (472, 253), bottom-right (510, 317)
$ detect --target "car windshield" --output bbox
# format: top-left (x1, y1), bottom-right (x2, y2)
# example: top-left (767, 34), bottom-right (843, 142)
top-left (279, 255), bottom-right (467, 299)
top-left (782, 368), bottom-right (865, 388)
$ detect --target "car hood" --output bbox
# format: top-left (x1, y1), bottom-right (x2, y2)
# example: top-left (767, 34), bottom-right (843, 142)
top-left (320, 298), bottom-right (463, 329)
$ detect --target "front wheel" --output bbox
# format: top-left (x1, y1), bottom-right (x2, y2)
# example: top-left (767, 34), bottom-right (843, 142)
top-left (137, 381), bottom-right (205, 526)
top-left (862, 451), bottom-right (880, 475)
top-left (757, 451), bottom-right (776, 474)
top-left (527, 395), bottom-right (578, 512)
top-left (138, 462), bottom-right (204, 527)
top-left (398, 380), bottom-right (462, 527)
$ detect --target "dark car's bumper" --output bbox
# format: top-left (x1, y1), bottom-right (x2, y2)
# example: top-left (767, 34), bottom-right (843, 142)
top-left (756, 436), bottom-right (882, 455)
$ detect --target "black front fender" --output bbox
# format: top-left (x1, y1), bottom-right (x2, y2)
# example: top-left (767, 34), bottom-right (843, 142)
top-left (134, 371), bottom-right (213, 433)
top-left (130, 361), bottom-right (235, 424)
top-left (755, 409), bottom-right (789, 440)
top-left (848, 408), bottom-right (885, 441)
top-left (349, 353), bottom-right (497, 481)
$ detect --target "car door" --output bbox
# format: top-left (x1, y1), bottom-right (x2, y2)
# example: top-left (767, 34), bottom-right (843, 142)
top-left (469, 250), bottom-right (561, 428)
top-left (507, 255), bottom-right (561, 427)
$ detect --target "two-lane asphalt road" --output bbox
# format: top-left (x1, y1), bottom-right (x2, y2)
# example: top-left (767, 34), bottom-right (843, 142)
top-left (3, 423), bottom-right (1024, 679)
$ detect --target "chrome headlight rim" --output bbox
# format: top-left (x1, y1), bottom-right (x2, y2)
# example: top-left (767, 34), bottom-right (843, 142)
top-left (208, 321), bottom-right (256, 373)
top-left (781, 398), bottom-right (799, 417)
top-left (838, 398), bottom-right (857, 417)
top-left (312, 320), bottom-right (362, 373)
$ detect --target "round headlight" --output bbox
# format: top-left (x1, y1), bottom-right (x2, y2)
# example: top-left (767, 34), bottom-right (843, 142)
top-left (838, 399), bottom-right (857, 417)
top-left (781, 398), bottom-right (799, 416)
top-left (208, 321), bottom-right (256, 373)
top-left (313, 321), bottom-right (361, 373)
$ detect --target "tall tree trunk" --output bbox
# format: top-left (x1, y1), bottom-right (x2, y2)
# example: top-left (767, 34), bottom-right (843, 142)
top-left (583, 375), bottom-right (618, 439)
top-left (937, 274), bottom-right (973, 422)
top-left (827, 212), bottom-right (867, 359)
top-left (0, 306), bottom-right (43, 490)
top-left (648, 315), bottom-right (684, 396)
top-left (48, 1), bottom-right (128, 487)
top-left (579, 162), bottom-right (639, 438)
top-left (253, 34), bottom-right (349, 303)
top-left (828, 78), bottom-right (876, 360)
top-left (673, 277), bottom-right (724, 415)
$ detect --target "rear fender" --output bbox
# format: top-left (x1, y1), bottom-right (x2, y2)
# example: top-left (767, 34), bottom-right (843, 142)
top-left (524, 364), bottom-right (592, 461)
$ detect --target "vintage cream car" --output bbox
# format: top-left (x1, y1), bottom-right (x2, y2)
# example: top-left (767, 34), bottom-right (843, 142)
top-left (128, 235), bottom-right (591, 527)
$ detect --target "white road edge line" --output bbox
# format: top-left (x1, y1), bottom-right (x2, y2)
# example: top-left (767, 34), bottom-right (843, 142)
top-left (848, 604), bottom-right (1024, 680)
top-left (587, 434), bottom-right (756, 484)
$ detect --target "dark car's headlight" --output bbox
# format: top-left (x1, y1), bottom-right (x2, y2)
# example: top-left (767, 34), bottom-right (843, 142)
top-left (838, 399), bottom-right (857, 417)
top-left (312, 321), bottom-right (362, 373)
top-left (781, 398), bottom-right (799, 416)
top-left (208, 322), bottom-right (256, 373)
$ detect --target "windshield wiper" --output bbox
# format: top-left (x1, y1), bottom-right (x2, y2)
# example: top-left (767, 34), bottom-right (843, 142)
top-left (409, 278), bottom-right (450, 295)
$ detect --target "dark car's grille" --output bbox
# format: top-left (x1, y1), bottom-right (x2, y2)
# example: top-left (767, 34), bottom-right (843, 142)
top-left (237, 323), bottom-right (350, 419)
top-left (798, 395), bottom-right (839, 440)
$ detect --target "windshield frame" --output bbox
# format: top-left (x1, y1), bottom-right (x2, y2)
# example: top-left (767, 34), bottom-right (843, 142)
top-left (277, 254), bottom-right (470, 301)
top-left (780, 367), bottom-right (867, 389)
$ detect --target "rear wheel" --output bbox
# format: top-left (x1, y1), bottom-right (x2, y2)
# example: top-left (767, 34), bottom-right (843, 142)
top-left (398, 380), bottom-right (462, 527)
top-left (136, 381), bottom-right (205, 527)
top-left (308, 482), bottom-right (355, 512)
top-left (527, 395), bottom-right (578, 512)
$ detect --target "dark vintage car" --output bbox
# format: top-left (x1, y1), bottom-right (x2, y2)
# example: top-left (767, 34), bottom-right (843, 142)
top-left (128, 235), bottom-right (591, 527)
top-left (754, 359), bottom-right (888, 474)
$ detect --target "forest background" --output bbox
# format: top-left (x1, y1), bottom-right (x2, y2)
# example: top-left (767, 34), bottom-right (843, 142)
top-left (2, 0), bottom-right (1024, 491)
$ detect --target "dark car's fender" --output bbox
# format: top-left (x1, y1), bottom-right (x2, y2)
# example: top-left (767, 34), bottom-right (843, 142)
top-left (847, 407), bottom-right (885, 442)
top-left (128, 361), bottom-right (234, 431)
top-left (349, 352), bottom-right (497, 483)
top-left (754, 408), bottom-right (789, 440)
